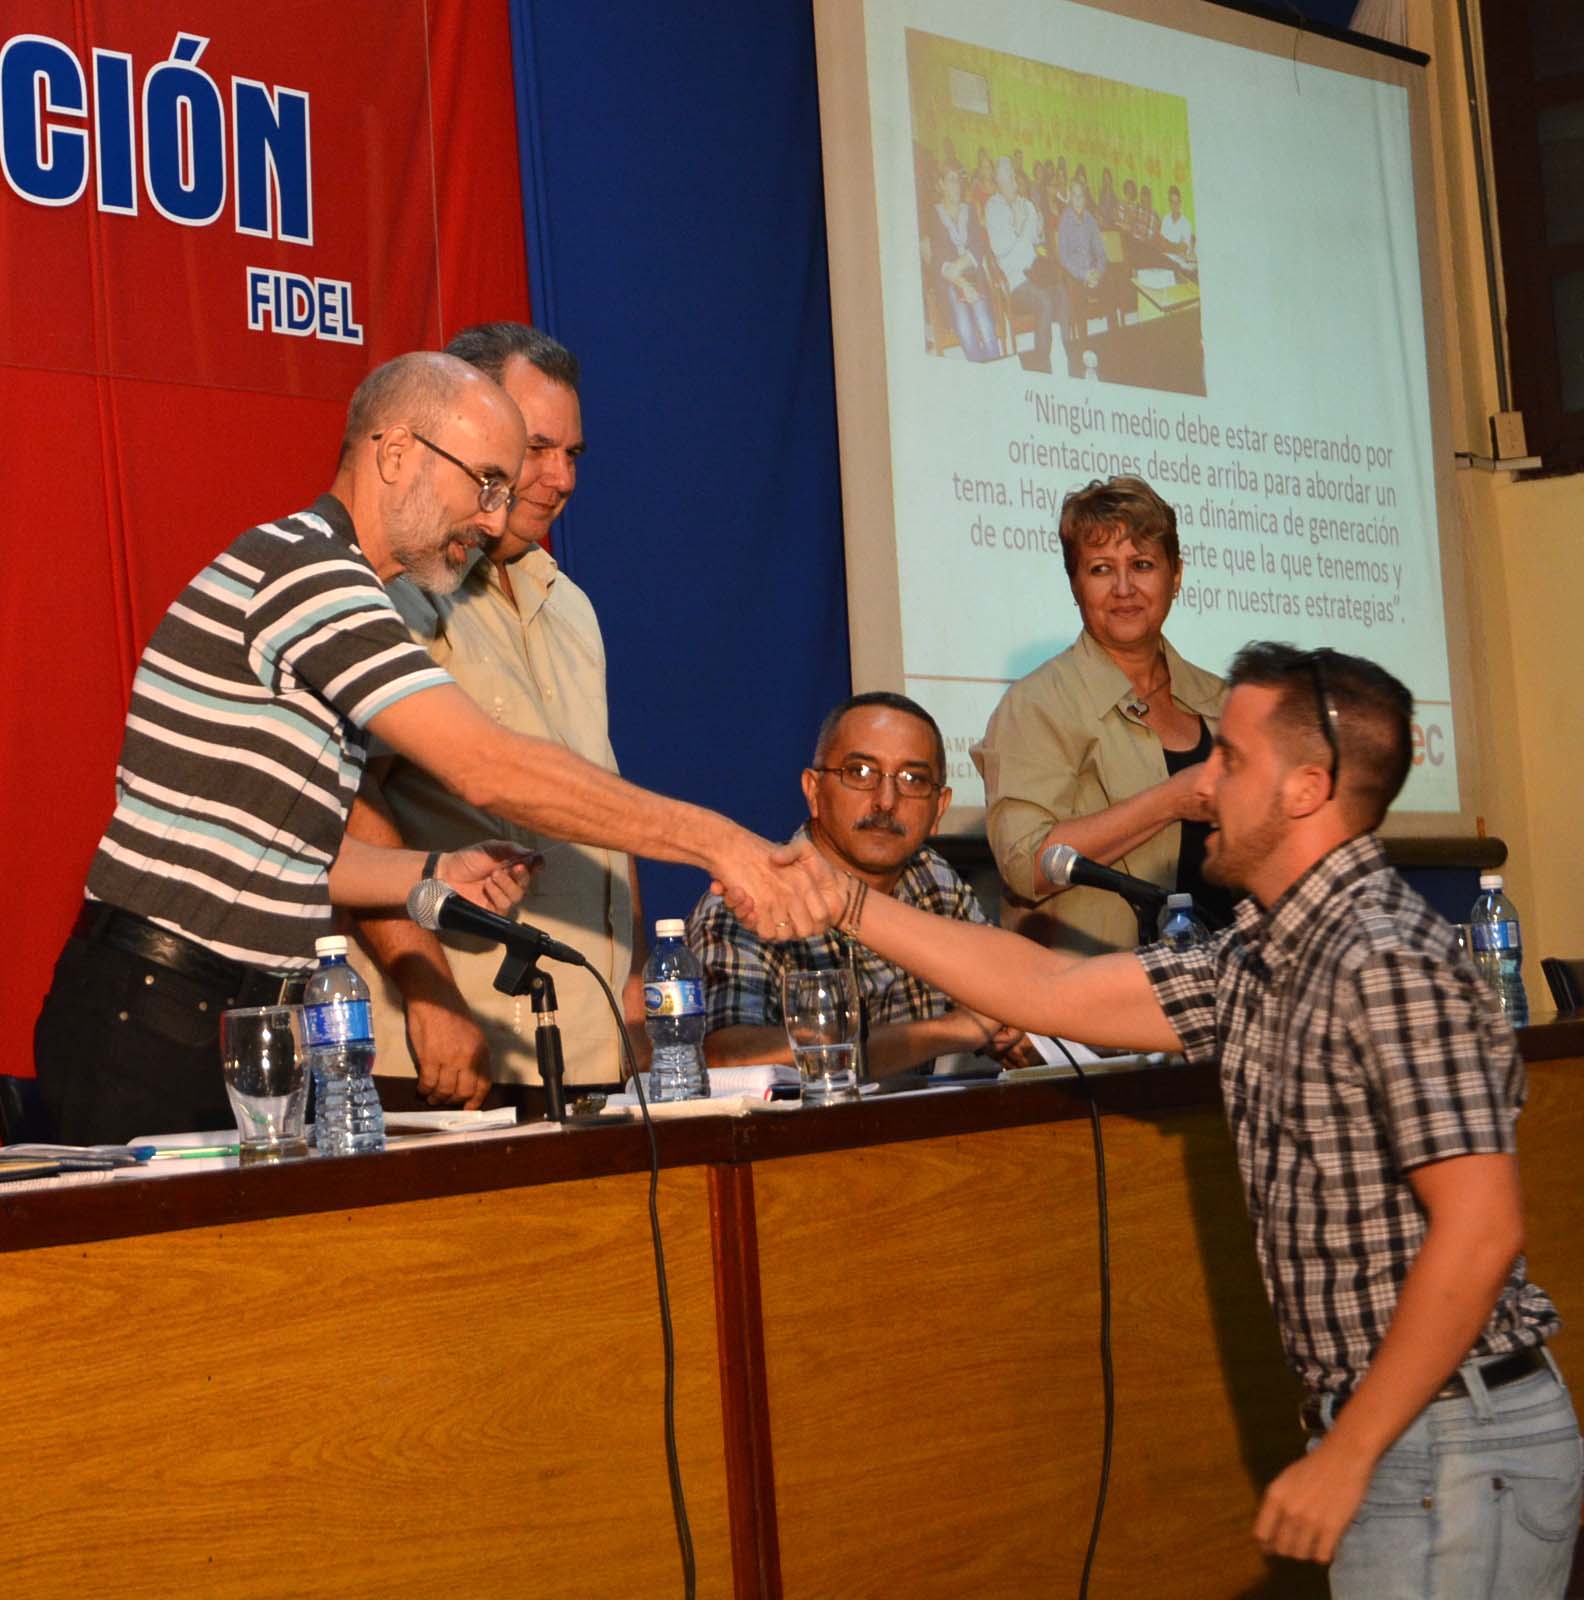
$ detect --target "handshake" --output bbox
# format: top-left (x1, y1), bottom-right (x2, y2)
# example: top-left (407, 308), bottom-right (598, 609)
top-left (708, 829), bottom-right (850, 942)
top-left (440, 829), bottom-right (848, 945)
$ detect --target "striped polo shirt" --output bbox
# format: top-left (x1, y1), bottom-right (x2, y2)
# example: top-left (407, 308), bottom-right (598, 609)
top-left (86, 496), bottom-right (453, 971)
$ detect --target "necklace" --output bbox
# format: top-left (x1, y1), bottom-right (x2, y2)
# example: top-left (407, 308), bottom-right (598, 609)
top-left (1125, 658), bottom-right (1171, 718)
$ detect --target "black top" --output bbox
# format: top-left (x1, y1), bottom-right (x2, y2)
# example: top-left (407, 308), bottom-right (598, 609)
top-left (1161, 719), bottom-right (1240, 929)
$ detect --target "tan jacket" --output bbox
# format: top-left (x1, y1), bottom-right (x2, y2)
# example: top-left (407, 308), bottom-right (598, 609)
top-left (973, 630), bottom-right (1226, 956)
top-left (363, 546), bottom-right (633, 1085)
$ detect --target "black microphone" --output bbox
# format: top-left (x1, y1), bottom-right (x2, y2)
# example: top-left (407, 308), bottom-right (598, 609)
top-left (406, 878), bottom-right (588, 968)
top-left (1039, 842), bottom-right (1167, 911)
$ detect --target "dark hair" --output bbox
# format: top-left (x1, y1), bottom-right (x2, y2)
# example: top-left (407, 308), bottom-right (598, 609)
top-left (444, 321), bottom-right (581, 393)
top-left (1058, 475), bottom-right (1180, 578)
top-left (1226, 641), bottom-right (1414, 828)
top-left (812, 691), bottom-right (947, 781)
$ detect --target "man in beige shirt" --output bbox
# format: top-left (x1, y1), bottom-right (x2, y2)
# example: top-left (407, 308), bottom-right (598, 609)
top-left (349, 323), bottom-right (645, 1102)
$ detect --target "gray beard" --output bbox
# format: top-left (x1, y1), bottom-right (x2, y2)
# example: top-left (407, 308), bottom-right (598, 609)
top-left (385, 468), bottom-right (468, 595)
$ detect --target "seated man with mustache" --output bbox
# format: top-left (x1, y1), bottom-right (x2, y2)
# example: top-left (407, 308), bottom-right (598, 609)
top-left (687, 692), bottom-right (1034, 1078)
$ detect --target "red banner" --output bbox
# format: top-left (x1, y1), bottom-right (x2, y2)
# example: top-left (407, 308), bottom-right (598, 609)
top-left (0, 0), bottom-right (530, 1075)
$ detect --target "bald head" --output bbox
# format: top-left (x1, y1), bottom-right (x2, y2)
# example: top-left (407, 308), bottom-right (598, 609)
top-left (331, 350), bottom-right (528, 590)
top-left (340, 351), bottom-right (520, 464)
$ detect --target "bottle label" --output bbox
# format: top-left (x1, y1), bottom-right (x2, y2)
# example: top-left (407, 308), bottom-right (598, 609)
top-left (644, 979), bottom-right (703, 1019)
top-left (1471, 920), bottom-right (1521, 953)
top-left (303, 999), bottom-right (373, 1048)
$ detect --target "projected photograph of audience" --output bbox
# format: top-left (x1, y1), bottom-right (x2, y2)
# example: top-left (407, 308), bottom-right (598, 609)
top-left (907, 29), bottom-right (1205, 397)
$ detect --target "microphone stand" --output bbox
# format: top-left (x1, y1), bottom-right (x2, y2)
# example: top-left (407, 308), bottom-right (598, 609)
top-left (493, 950), bottom-right (567, 1122)
top-left (1132, 898), bottom-right (1161, 947)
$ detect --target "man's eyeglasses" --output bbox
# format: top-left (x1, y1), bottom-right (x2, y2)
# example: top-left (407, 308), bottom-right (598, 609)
top-left (1295, 649), bottom-right (1341, 796)
top-left (814, 760), bottom-right (940, 799)
top-left (372, 430), bottom-right (513, 514)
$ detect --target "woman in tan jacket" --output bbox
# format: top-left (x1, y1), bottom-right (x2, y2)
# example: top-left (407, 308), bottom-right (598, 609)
top-left (974, 476), bottom-right (1233, 955)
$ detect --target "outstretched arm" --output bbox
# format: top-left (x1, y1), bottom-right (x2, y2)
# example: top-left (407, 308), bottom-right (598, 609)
top-left (776, 843), bottom-right (1181, 1052)
top-left (370, 684), bottom-right (832, 939)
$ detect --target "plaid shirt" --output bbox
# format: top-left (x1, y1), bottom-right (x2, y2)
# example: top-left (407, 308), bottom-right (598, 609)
top-left (686, 828), bottom-right (987, 1042)
top-left (1138, 834), bottom-right (1559, 1396)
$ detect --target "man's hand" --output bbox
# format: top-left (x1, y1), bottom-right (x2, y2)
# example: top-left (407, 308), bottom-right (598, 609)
top-left (438, 841), bottom-right (541, 914)
top-left (714, 830), bottom-right (842, 939)
top-left (980, 1025), bottom-right (1041, 1068)
top-left (1252, 1439), bottom-right (1375, 1566)
top-left (952, 1008), bottom-right (1040, 1068)
top-left (406, 996), bottom-right (493, 1108)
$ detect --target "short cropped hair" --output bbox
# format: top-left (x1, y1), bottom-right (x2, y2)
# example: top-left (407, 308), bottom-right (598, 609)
top-left (444, 321), bottom-right (581, 393)
top-left (340, 351), bottom-right (474, 462)
top-left (812, 692), bottom-right (947, 782)
top-left (1058, 475), bottom-right (1180, 578)
top-left (1226, 641), bottom-right (1415, 829)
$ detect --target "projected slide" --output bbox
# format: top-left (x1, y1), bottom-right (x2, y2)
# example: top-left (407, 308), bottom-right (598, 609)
top-left (818, 0), bottom-right (1464, 820)
top-left (910, 31), bottom-right (1205, 396)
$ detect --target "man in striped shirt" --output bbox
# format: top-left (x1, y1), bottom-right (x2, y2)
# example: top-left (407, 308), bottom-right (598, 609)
top-left (802, 641), bottom-right (1580, 1595)
top-left (35, 352), bottom-right (833, 1142)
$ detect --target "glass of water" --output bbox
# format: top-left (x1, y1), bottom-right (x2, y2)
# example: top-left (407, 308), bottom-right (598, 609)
top-left (219, 1005), bottom-right (308, 1164)
top-left (780, 968), bottom-right (860, 1106)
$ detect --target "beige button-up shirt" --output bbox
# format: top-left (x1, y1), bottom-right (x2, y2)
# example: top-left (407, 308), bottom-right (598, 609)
top-left (973, 629), bottom-right (1226, 957)
top-left (365, 546), bottom-right (633, 1085)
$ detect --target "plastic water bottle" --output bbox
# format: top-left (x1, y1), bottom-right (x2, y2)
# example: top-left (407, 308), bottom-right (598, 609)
top-left (1158, 892), bottom-right (1208, 950)
top-left (303, 934), bottom-right (385, 1155)
top-left (1470, 873), bottom-right (1529, 1027)
top-left (643, 919), bottom-right (709, 1102)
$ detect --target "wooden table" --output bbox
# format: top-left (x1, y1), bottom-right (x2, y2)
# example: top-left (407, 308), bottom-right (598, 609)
top-left (5, 1022), bottom-right (1580, 1599)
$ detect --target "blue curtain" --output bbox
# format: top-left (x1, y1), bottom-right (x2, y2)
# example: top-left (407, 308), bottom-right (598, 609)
top-left (504, 0), bottom-right (1377, 923)
top-left (508, 0), bottom-right (850, 922)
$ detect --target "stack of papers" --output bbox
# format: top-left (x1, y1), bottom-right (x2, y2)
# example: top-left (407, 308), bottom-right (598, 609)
top-left (383, 1105), bottom-right (520, 1135)
top-left (611, 1065), bottom-right (800, 1108)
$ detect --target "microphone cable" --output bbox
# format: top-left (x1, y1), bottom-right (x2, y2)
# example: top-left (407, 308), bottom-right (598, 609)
top-left (1052, 1038), bottom-right (1114, 1600)
top-left (586, 966), bottom-right (697, 1599)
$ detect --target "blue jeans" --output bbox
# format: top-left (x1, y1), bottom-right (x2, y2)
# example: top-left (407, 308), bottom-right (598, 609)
top-left (1312, 1353), bottom-right (1582, 1599)
top-left (944, 284), bottom-right (999, 362)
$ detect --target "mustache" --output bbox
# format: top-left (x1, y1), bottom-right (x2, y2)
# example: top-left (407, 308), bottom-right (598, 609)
top-left (854, 813), bottom-right (907, 836)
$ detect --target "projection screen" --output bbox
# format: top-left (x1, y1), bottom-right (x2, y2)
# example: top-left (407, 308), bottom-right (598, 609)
top-left (812, 0), bottom-right (1476, 835)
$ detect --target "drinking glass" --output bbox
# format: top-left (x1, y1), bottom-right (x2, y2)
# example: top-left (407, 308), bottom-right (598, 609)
top-left (780, 968), bottom-right (860, 1106)
top-left (219, 1005), bottom-right (308, 1164)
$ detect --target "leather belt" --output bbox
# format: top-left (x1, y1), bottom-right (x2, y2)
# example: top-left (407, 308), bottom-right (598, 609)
top-left (1301, 1346), bottom-right (1549, 1433)
top-left (73, 902), bottom-right (287, 1008)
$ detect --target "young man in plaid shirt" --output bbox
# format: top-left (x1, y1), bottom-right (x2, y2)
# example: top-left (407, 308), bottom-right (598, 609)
top-left (800, 641), bottom-right (1580, 1595)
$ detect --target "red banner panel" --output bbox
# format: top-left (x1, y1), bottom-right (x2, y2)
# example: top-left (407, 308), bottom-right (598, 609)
top-left (0, 0), bottom-right (529, 1076)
